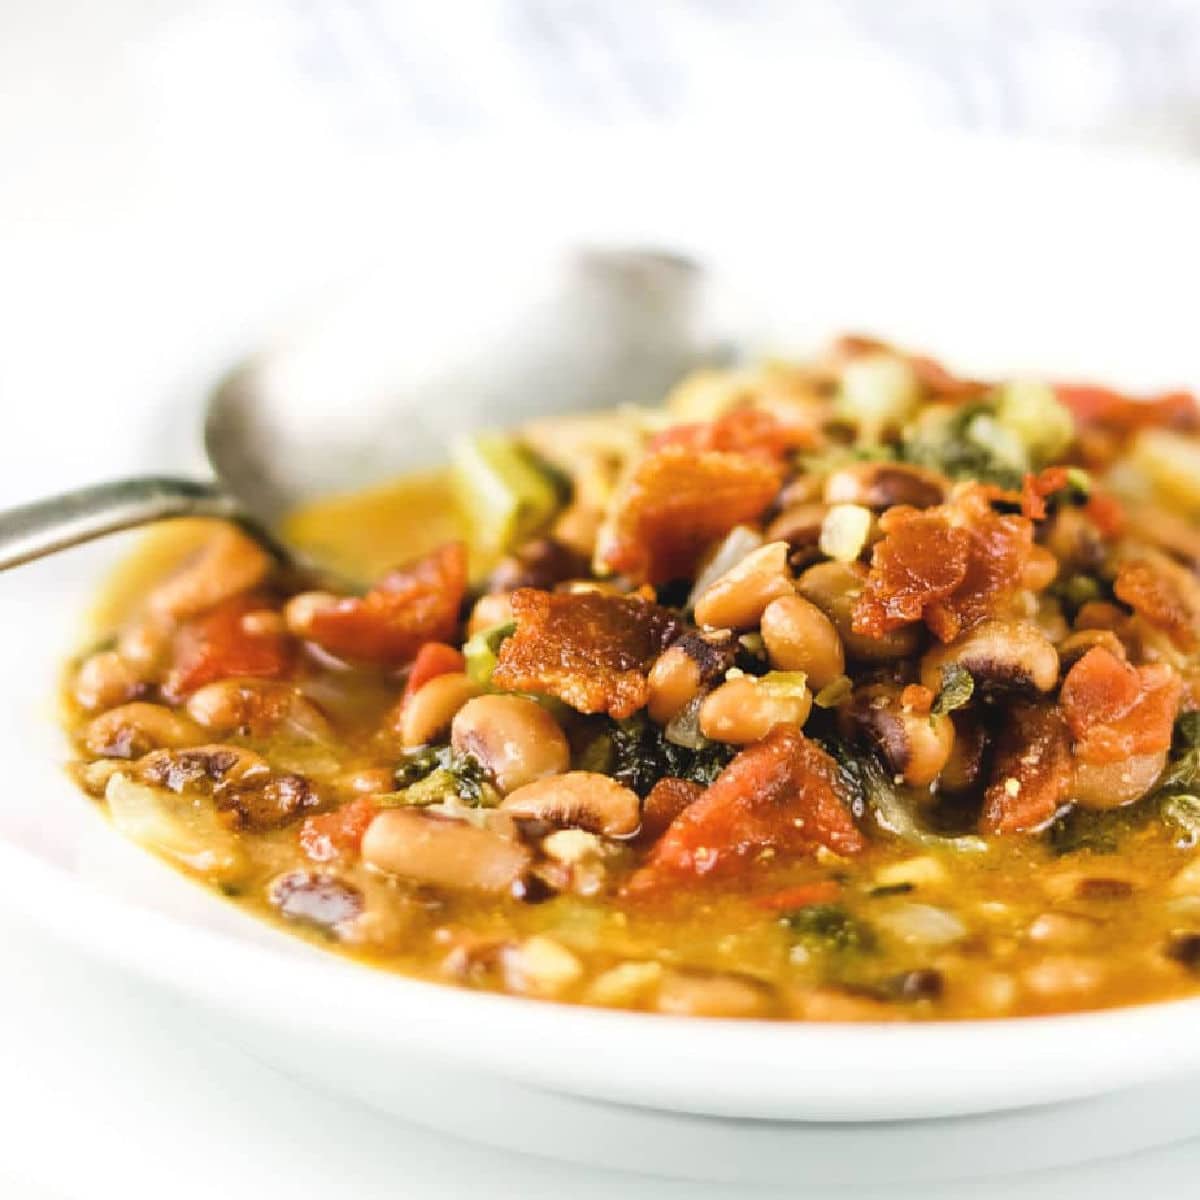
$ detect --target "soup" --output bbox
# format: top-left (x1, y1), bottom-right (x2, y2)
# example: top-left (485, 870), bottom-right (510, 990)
top-left (62, 337), bottom-right (1200, 1020)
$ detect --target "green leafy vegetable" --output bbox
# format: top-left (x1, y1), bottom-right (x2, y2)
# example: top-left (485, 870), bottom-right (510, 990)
top-left (782, 903), bottom-right (876, 953)
top-left (393, 746), bottom-right (498, 808)
top-left (931, 663), bottom-right (974, 716)
top-left (583, 714), bottom-right (736, 797)
top-left (1047, 806), bottom-right (1134, 856)
top-left (900, 402), bottom-right (1027, 490)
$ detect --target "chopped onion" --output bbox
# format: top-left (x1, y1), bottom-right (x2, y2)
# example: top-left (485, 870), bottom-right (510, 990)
top-left (686, 525), bottom-right (763, 610)
top-left (876, 902), bottom-right (966, 947)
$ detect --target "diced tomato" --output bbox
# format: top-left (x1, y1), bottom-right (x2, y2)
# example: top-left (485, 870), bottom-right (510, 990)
top-left (299, 796), bottom-right (378, 863)
top-left (752, 880), bottom-right (841, 911)
top-left (1056, 384), bottom-right (1199, 433)
top-left (626, 727), bottom-right (864, 893)
top-left (649, 409), bottom-right (814, 463)
top-left (599, 447), bottom-right (782, 585)
top-left (163, 595), bottom-right (292, 700)
top-left (402, 642), bottom-right (466, 704)
top-left (303, 542), bottom-right (467, 664)
top-left (1060, 646), bottom-right (1181, 765)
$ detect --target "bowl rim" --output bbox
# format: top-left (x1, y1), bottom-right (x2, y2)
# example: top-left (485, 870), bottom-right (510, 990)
top-left (10, 127), bottom-right (1200, 1122)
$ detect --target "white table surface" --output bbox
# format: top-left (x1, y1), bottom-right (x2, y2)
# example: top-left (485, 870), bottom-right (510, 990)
top-left (6, 5), bottom-right (1200, 1196)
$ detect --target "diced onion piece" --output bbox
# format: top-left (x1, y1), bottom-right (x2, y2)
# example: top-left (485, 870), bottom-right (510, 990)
top-left (819, 503), bottom-right (872, 562)
top-left (995, 378), bottom-right (1076, 463)
top-left (105, 772), bottom-right (246, 883)
top-left (837, 354), bottom-right (920, 437)
top-left (876, 902), bottom-right (966, 946)
top-left (686, 525), bottom-right (763, 611)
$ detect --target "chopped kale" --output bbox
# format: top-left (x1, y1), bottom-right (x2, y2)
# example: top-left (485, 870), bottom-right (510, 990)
top-left (394, 745), bottom-right (496, 807)
top-left (782, 903), bottom-right (876, 954)
top-left (585, 714), bottom-right (736, 797)
top-left (899, 401), bottom-right (1026, 490)
top-left (868, 882), bottom-right (915, 898)
top-left (931, 662), bottom-right (974, 716)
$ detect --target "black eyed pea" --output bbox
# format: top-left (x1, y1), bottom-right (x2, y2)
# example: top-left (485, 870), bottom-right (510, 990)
top-left (450, 694), bottom-right (571, 794)
top-left (82, 702), bottom-right (203, 759)
top-left (760, 594), bottom-right (845, 689)
top-left (500, 771), bottom-right (641, 837)
top-left (185, 679), bottom-right (333, 742)
top-left (1072, 751), bottom-right (1167, 810)
top-left (398, 673), bottom-right (484, 750)
top-left (73, 649), bottom-right (147, 712)
top-left (796, 560), bottom-right (920, 661)
top-left (844, 683), bottom-right (955, 788)
top-left (646, 645), bottom-right (703, 725)
top-left (919, 618), bottom-right (1060, 696)
top-left (698, 674), bottom-right (812, 744)
top-left (361, 808), bottom-right (532, 892)
top-left (693, 541), bottom-right (794, 630)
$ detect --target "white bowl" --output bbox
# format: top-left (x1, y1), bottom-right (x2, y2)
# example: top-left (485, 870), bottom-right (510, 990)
top-left (4, 130), bottom-right (1200, 1184)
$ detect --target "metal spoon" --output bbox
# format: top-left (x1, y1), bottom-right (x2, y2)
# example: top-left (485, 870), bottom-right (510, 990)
top-left (0, 246), bottom-right (726, 573)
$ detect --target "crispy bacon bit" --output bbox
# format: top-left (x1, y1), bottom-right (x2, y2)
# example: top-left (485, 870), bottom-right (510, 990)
top-left (1056, 384), bottom-right (1199, 433)
top-left (492, 588), bottom-right (682, 718)
top-left (1114, 555), bottom-right (1200, 650)
top-left (640, 777), bottom-right (704, 843)
top-left (402, 643), bottom-right (467, 705)
top-left (304, 542), bottom-right (467, 664)
top-left (981, 703), bottom-right (1073, 834)
top-left (853, 488), bottom-right (1033, 643)
top-left (300, 796), bottom-right (379, 862)
top-left (599, 447), bottom-right (781, 585)
top-left (650, 409), bottom-right (814, 463)
top-left (753, 880), bottom-right (841, 911)
top-left (1060, 646), bottom-right (1182, 765)
top-left (626, 727), bottom-right (864, 892)
top-left (163, 595), bottom-right (292, 701)
top-left (1020, 467), bottom-right (1071, 521)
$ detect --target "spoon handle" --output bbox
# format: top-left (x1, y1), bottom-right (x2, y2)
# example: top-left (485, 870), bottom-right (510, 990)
top-left (0, 477), bottom-right (240, 570)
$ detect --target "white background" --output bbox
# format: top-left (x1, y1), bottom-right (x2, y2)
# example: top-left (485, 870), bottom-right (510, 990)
top-left (6, 4), bottom-right (1200, 1196)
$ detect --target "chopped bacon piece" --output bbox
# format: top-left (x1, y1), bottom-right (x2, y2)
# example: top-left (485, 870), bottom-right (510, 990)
top-left (650, 409), bottom-right (814, 463)
top-left (853, 488), bottom-right (1033, 644)
top-left (300, 796), bottom-right (378, 863)
top-left (492, 588), bottom-right (682, 719)
top-left (402, 643), bottom-right (466, 703)
top-left (599, 447), bottom-right (781, 585)
top-left (1114, 555), bottom-right (1200, 651)
top-left (640, 777), bottom-right (704, 842)
top-left (626, 727), bottom-right (864, 892)
top-left (1020, 467), bottom-right (1072, 521)
top-left (753, 880), bottom-right (841, 911)
top-left (303, 542), bottom-right (467, 664)
top-left (1056, 384), bottom-right (1199, 433)
top-left (981, 703), bottom-right (1073, 834)
top-left (163, 595), bottom-right (292, 701)
top-left (1060, 646), bottom-right (1182, 765)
